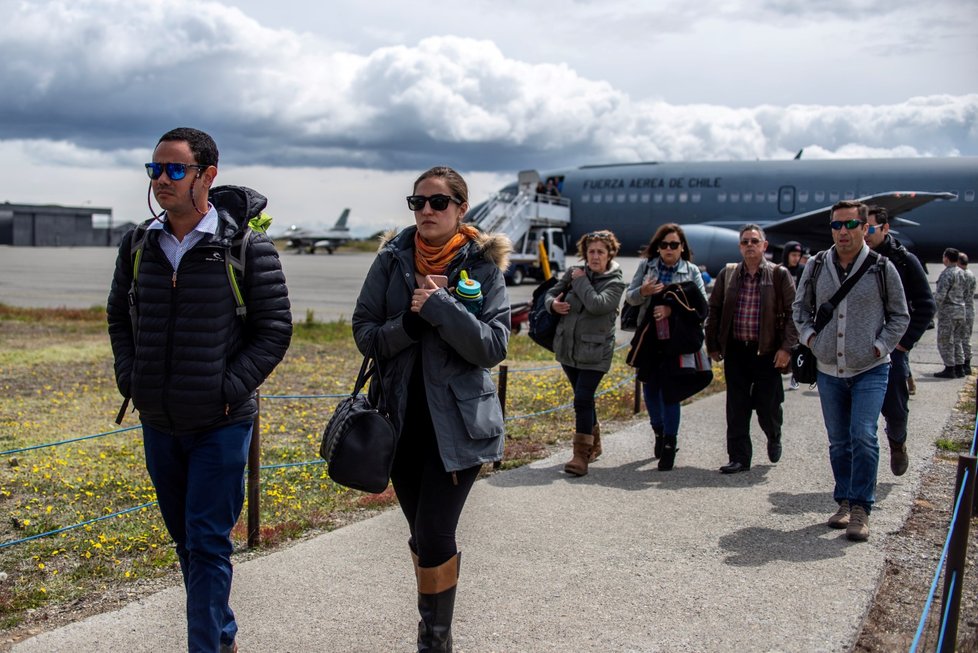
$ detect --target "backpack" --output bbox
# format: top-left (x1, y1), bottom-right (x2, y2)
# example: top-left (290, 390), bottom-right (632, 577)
top-left (127, 185), bottom-right (271, 330)
top-left (803, 249), bottom-right (889, 313)
top-left (116, 186), bottom-right (271, 424)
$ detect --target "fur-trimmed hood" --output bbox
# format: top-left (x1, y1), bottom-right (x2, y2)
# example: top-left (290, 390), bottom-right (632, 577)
top-left (378, 225), bottom-right (511, 272)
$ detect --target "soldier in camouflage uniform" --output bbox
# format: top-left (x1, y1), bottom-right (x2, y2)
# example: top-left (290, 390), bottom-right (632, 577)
top-left (934, 247), bottom-right (969, 378)
top-left (959, 253), bottom-right (975, 375)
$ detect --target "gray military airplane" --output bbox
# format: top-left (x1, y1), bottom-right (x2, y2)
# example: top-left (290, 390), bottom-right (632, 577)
top-left (282, 208), bottom-right (353, 254)
top-left (480, 156), bottom-right (977, 274)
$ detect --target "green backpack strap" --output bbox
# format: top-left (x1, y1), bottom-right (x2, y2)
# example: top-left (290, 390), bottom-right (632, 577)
top-left (224, 212), bottom-right (272, 320)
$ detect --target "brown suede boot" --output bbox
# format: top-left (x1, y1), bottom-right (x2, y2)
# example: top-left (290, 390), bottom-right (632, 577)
top-left (564, 433), bottom-right (594, 476)
top-left (589, 423), bottom-right (602, 462)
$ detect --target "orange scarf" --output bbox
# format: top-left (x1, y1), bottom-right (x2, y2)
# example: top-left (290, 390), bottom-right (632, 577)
top-left (414, 224), bottom-right (479, 276)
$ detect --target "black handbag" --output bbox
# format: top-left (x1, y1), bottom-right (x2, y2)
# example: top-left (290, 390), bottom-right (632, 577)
top-left (620, 302), bottom-right (640, 332)
top-left (528, 275), bottom-right (560, 351)
top-left (320, 343), bottom-right (397, 494)
top-left (790, 343), bottom-right (818, 385)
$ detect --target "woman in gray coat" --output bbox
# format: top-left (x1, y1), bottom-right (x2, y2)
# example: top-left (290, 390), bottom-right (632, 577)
top-left (352, 167), bottom-right (511, 652)
top-left (544, 230), bottom-right (626, 476)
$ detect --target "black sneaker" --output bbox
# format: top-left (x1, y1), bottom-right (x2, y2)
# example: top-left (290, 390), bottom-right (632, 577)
top-left (767, 439), bottom-right (783, 463)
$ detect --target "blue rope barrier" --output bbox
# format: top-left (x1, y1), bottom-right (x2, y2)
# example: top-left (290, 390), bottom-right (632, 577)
top-left (0, 425), bottom-right (142, 457)
top-left (0, 501), bottom-right (158, 550)
top-left (910, 467), bottom-right (971, 652)
top-left (935, 571), bottom-right (958, 653)
top-left (262, 394), bottom-right (347, 400)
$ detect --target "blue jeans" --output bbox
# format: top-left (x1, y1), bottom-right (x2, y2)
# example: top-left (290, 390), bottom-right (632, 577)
top-left (143, 420), bottom-right (253, 652)
top-left (816, 364), bottom-right (889, 512)
top-left (642, 383), bottom-right (681, 436)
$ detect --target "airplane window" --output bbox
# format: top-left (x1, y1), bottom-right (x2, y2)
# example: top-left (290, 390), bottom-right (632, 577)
top-left (718, 192), bottom-right (727, 202)
top-left (743, 193), bottom-right (752, 203)
top-left (829, 192), bottom-right (839, 202)
top-left (679, 193), bottom-right (688, 203)
top-left (581, 194), bottom-right (591, 203)
top-left (768, 192), bottom-right (778, 203)
top-left (756, 193), bottom-right (765, 203)
top-left (641, 193), bottom-right (651, 203)
top-left (666, 193), bottom-right (676, 203)
top-left (815, 191), bottom-right (825, 202)
top-left (798, 191), bottom-right (809, 202)
top-left (966, 190), bottom-right (975, 202)
top-left (654, 193), bottom-right (663, 203)
top-left (617, 193), bottom-right (626, 203)
top-left (691, 192), bottom-right (701, 203)
top-left (844, 191), bottom-right (855, 200)
top-left (730, 193), bottom-right (740, 203)
top-left (593, 194), bottom-right (602, 203)
top-left (628, 193), bottom-right (638, 203)
top-left (605, 193), bottom-right (613, 203)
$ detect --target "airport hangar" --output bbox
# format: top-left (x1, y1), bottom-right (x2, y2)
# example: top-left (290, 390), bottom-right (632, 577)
top-left (0, 202), bottom-right (134, 247)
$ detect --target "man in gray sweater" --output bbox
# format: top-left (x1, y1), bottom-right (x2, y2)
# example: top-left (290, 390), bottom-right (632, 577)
top-left (792, 201), bottom-right (909, 542)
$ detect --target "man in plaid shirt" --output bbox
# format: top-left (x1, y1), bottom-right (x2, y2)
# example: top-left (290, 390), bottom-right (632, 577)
top-left (706, 224), bottom-right (798, 474)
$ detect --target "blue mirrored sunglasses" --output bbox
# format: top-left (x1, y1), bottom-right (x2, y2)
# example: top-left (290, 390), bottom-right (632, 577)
top-left (145, 162), bottom-right (208, 181)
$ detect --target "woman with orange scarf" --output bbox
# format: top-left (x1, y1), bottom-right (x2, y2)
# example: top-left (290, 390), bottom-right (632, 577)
top-left (352, 166), bottom-right (512, 652)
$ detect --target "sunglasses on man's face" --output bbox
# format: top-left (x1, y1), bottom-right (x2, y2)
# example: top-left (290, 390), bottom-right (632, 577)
top-left (830, 219), bottom-right (864, 231)
top-left (658, 241), bottom-right (681, 250)
top-left (740, 238), bottom-right (762, 246)
top-left (145, 162), bottom-right (208, 181)
top-left (406, 194), bottom-right (460, 212)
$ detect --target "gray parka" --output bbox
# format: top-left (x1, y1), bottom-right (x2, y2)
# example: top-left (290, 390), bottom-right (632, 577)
top-left (351, 226), bottom-right (512, 472)
top-left (544, 261), bottom-right (626, 372)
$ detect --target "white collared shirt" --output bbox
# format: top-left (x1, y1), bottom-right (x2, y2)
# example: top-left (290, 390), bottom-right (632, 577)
top-left (147, 205), bottom-right (218, 269)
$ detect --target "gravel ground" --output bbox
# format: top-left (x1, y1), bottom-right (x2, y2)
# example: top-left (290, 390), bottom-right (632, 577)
top-left (855, 385), bottom-right (978, 652)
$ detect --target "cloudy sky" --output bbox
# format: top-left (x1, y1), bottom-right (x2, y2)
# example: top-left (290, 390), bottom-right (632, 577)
top-left (1, 0), bottom-right (975, 235)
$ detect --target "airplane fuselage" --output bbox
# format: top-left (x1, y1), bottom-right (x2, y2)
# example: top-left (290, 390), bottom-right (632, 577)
top-left (512, 157), bottom-right (977, 272)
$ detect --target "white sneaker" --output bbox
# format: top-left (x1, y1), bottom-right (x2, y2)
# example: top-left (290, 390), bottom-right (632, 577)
top-left (788, 377), bottom-right (800, 391)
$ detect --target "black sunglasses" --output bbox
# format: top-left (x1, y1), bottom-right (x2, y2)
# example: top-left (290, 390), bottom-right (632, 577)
top-left (830, 219), bottom-right (864, 230)
top-left (740, 238), bottom-right (762, 245)
top-left (145, 162), bottom-right (208, 181)
top-left (406, 194), bottom-right (461, 211)
top-left (658, 241), bottom-right (681, 250)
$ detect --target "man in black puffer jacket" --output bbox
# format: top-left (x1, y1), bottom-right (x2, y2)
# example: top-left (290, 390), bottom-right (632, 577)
top-left (865, 206), bottom-right (936, 476)
top-left (107, 128), bottom-right (291, 653)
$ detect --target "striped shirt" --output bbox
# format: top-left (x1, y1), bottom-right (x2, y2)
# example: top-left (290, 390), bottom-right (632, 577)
top-left (147, 205), bottom-right (218, 270)
top-left (733, 267), bottom-right (761, 342)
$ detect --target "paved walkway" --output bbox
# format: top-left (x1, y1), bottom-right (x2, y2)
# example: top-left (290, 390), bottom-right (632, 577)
top-left (13, 328), bottom-right (974, 652)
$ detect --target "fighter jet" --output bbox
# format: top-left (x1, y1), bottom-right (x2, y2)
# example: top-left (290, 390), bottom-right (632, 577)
top-left (282, 208), bottom-right (353, 254)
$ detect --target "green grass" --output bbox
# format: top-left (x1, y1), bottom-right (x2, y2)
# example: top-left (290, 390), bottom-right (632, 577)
top-left (0, 306), bottom-right (678, 630)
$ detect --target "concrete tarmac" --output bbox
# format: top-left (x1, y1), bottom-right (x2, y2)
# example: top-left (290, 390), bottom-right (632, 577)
top-left (4, 245), bottom-right (974, 651)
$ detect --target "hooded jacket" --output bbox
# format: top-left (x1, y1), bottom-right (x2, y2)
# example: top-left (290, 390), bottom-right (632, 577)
top-left (107, 186), bottom-right (293, 435)
top-left (351, 226), bottom-right (512, 473)
top-left (544, 261), bottom-right (626, 372)
top-left (872, 233), bottom-right (936, 351)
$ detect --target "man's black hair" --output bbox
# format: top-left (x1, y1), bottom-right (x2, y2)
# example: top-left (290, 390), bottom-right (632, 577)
top-left (867, 205), bottom-right (889, 225)
top-left (158, 127), bottom-right (219, 168)
top-left (944, 247), bottom-right (960, 262)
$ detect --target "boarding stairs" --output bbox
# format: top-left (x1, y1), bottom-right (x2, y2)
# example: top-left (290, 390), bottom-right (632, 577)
top-left (469, 189), bottom-right (571, 245)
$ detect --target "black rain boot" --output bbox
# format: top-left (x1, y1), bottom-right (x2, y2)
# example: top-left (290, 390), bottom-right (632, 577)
top-left (657, 436), bottom-right (678, 471)
top-left (653, 426), bottom-right (664, 460)
top-left (955, 364), bottom-right (966, 378)
top-left (417, 553), bottom-right (459, 652)
top-left (965, 359), bottom-right (972, 376)
top-left (934, 366), bottom-right (957, 379)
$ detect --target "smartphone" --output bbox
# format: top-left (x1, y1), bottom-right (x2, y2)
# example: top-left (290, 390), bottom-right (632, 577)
top-left (427, 275), bottom-right (449, 288)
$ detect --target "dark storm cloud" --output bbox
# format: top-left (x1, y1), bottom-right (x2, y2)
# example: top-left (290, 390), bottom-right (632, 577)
top-left (0, 0), bottom-right (974, 172)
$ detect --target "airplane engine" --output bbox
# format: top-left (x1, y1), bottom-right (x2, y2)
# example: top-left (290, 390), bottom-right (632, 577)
top-left (679, 224), bottom-right (743, 276)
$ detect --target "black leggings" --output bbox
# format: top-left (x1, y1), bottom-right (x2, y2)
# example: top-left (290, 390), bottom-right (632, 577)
top-left (561, 364), bottom-right (605, 435)
top-left (391, 393), bottom-right (480, 569)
